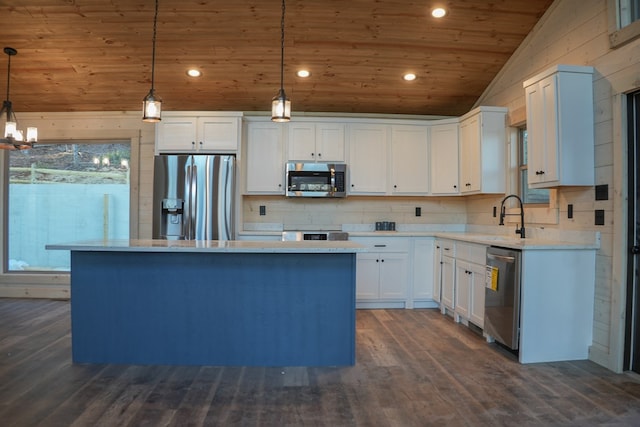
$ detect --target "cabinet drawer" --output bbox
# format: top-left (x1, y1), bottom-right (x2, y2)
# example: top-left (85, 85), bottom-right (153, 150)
top-left (456, 242), bottom-right (486, 265)
top-left (438, 239), bottom-right (455, 257)
top-left (351, 236), bottom-right (410, 252)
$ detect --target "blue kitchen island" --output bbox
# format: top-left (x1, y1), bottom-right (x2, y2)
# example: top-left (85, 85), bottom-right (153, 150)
top-left (46, 239), bottom-right (364, 367)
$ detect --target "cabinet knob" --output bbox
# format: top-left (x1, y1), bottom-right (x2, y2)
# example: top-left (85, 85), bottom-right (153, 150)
top-left (381, 259), bottom-right (384, 263)
top-left (191, 141), bottom-right (196, 146)
top-left (311, 153), bottom-right (315, 157)
top-left (351, 184), bottom-right (355, 187)
top-left (318, 153), bottom-right (322, 157)
top-left (453, 185), bottom-right (457, 189)
top-left (394, 185), bottom-right (397, 188)
top-left (199, 141), bottom-right (203, 146)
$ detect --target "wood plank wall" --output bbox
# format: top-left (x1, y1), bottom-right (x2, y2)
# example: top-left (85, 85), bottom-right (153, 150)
top-left (473, 0), bottom-right (639, 372)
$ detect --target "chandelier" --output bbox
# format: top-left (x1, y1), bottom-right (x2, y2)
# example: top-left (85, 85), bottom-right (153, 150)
top-left (271, 0), bottom-right (291, 122)
top-left (1, 47), bottom-right (37, 150)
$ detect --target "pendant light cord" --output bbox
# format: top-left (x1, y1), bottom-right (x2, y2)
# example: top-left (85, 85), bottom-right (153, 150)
top-left (150, 0), bottom-right (159, 91)
top-left (4, 52), bottom-right (10, 102)
top-left (279, 0), bottom-right (285, 90)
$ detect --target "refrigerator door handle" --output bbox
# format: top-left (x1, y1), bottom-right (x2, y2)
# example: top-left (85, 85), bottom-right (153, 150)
top-left (185, 164), bottom-right (193, 239)
top-left (190, 163), bottom-right (198, 240)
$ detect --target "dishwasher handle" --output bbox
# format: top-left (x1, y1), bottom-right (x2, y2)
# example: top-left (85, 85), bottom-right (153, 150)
top-left (487, 252), bottom-right (516, 263)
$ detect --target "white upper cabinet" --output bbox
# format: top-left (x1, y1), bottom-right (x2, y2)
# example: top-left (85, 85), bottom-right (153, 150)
top-left (287, 122), bottom-right (345, 162)
top-left (458, 106), bottom-right (507, 194)
top-left (156, 112), bottom-right (242, 154)
top-left (523, 65), bottom-right (594, 188)
top-left (390, 125), bottom-right (429, 195)
top-left (244, 121), bottom-right (285, 194)
top-left (430, 121), bottom-right (460, 195)
top-left (348, 123), bottom-right (389, 195)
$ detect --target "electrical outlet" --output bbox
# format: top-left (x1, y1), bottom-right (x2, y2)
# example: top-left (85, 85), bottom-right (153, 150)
top-left (259, 205), bottom-right (266, 216)
top-left (568, 204), bottom-right (573, 219)
top-left (415, 207), bottom-right (421, 217)
top-left (493, 206), bottom-right (497, 217)
top-left (595, 209), bottom-right (604, 225)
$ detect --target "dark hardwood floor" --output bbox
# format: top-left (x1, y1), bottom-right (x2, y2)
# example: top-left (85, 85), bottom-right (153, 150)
top-left (1, 298), bottom-right (640, 426)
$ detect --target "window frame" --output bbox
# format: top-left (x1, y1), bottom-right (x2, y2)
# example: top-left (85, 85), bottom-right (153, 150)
top-left (608, 0), bottom-right (640, 48)
top-left (6, 140), bottom-right (132, 273)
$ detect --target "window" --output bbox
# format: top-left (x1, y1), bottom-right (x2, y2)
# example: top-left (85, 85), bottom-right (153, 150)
top-left (518, 128), bottom-right (550, 204)
top-left (7, 141), bottom-right (130, 272)
top-left (609, 0), bottom-right (640, 47)
top-left (619, 0), bottom-right (640, 27)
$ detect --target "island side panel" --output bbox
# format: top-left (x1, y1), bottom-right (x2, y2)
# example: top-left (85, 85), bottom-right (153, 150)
top-left (518, 249), bottom-right (596, 364)
top-left (70, 251), bottom-right (356, 366)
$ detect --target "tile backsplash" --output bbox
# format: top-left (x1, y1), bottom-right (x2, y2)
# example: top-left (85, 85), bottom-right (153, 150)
top-left (243, 196), bottom-right (467, 230)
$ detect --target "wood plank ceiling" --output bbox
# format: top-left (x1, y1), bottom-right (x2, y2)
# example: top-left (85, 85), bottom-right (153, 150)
top-left (0, 0), bottom-right (553, 117)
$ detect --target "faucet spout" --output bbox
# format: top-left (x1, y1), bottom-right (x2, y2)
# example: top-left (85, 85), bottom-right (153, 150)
top-left (498, 194), bottom-right (526, 239)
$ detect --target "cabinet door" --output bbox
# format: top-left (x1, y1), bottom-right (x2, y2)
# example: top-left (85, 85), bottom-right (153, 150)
top-left (390, 125), bottom-right (429, 194)
top-left (156, 116), bottom-right (198, 152)
top-left (455, 260), bottom-right (471, 320)
top-left (316, 123), bottom-right (345, 162)
top-left (348, 124), bottom-right (388, 194)
top-left (198, 116), bottom-right (239, 152)
top-left (433, 242), bottom-right (442, 303)
top-left (441, 255), bottom-right (455, 310)
top-left (469, 262), bottom-right (486, 328)
top-left (459, 115), bottom-right (481, 193)
top-left (287, 123), bottom-right (316, 161)
top-left (413, 238), bottom-right (435, 300)
top-left (379, 252), bottom-right (408, 299)
top-left (430, 123), bottom-right (459, 195)
top-left (526, 75), bottom-right (559, 185)
top-left (245, 123), bottom-right (284, 194)
top-left (356, 253), bottom-right (381, 300)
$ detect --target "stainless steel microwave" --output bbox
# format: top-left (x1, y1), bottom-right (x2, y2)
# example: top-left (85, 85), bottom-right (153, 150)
top-left (285, 163), bottom-right (347, 197)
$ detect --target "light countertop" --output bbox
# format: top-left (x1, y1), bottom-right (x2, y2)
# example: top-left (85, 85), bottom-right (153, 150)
top-left (431, 232), bottom-right (600, 250)
top-left (46, 239), bottom-right (366, 254)
top-left (239, 226), bottom-right (600, 251)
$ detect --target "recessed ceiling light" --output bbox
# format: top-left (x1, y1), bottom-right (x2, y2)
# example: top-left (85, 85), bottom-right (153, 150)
top-left (186, 69), bottom-right (202, 77)
top-left (403, 73), bottom-right (417, 81)
top-left (431, 7), bottom-right (447, 18)
top-left (297, 69), bottom-right (311, 78)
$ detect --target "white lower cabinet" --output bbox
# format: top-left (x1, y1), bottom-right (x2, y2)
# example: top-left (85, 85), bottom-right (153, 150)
top-left (411, 237), bottom-right (436, 308)
top-left (469, 262), bottom-right (486, 327)
top-left (439, 241), bottom-right (456, 312)
top-left (351, 236), bottom-right (410, 308)
top-left (452, 242), bottom-right (487, 328)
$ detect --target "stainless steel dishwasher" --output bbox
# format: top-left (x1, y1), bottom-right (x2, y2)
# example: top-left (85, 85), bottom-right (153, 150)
top-left (484, 246), bottom-right (522, 351)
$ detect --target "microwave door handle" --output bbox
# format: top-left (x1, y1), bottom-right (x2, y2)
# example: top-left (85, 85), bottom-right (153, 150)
top-left (331, 171), bottom-right (336, 192)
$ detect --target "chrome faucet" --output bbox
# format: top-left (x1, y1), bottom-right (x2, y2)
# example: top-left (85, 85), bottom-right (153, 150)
top-left (499, 194), bottom-right (525, 238)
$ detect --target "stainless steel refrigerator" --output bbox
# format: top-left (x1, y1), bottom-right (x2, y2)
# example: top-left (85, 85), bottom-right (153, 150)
top-left (152, 154), bottom-right (236, 240)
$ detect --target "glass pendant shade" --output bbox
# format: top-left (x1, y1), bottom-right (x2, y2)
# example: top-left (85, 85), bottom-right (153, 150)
top-left (143, 89), bottom-right (162, 122)
top-left (271, 89), bottom-right (291, 122)
top-left (4, 121), bottom-right (17, 138)
top-left (26, 127), bottom-right (38, 142)
top-left (142, 0), bottom-right (162, 123)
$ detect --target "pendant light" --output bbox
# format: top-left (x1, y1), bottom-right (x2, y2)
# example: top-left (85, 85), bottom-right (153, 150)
top-left (0, 47), bottom-right (37, 150)
top-left (142, 0), bottom-right (162, 122)
top-left (271, 0), bottom-right (291, 122)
